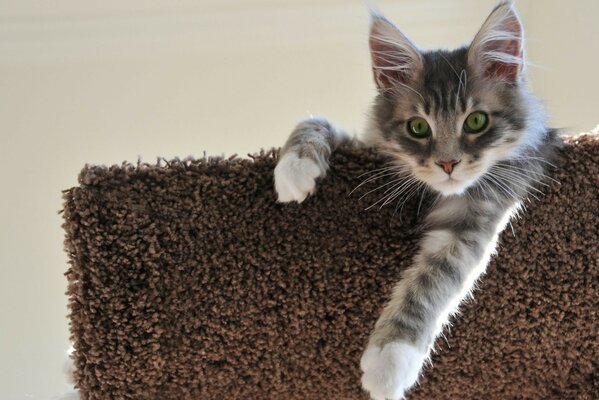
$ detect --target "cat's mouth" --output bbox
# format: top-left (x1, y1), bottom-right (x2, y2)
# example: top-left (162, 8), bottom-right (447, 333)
top-left (429, 176), bottom-right (476, 196)
top-left (411, 166), bottom-right (479, 196)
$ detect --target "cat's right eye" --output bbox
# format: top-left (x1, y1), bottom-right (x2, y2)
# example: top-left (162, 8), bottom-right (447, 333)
top-left (407, 117), bottom-right (431, 139)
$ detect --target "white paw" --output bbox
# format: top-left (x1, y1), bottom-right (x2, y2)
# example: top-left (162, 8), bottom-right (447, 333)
top-left (360, 342), bottom-right (427, 400)
top-left (274, 152), bottom-right (323, 203)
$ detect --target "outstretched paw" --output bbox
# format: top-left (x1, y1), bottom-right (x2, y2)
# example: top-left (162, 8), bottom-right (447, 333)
top-left (360, 342), bottom-right (426, 400)
top-left (274, 152), bottom-right (323, 203)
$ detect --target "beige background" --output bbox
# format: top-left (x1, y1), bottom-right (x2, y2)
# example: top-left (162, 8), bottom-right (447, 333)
top-left (1, 1), bottom-right (597, 399)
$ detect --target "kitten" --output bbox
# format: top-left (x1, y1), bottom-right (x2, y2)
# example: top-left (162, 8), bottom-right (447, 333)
top-left (274, 2), bottom-right (559, 399)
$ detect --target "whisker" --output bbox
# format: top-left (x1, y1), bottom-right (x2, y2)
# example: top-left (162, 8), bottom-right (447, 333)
top-left (483, 174), bottom-right (518, 201)
top-left (364, 178), bottom-right (416, 211)
top-left (394, 181), bottom-right (425, 219)
top-left (358, 177), bottom-right (407, 200)
top-left (365, 176), bottom-right (418, 211)
top-left (508, 155), bottom-right (558, 169)
top-left (350, 167), bottom-right (410, 195)
top-left (479, 175), bottom-right (507, 202)
top-left (416, 185), bottom-right (428, 216)
top-left (381, 177), bottom-right (419, 207)
top-left (491, 168), bottom-right (550, 190)
top-left (350, 170), bottom-right (406, 195)
top-left (490, 168), bottom-right (546, 196)
top-left (492, 163), bottom-right (559, 185)
top-left (356, 165), bottom-right (402, 179)
top-left (488, 170), bottom-right (542, 201)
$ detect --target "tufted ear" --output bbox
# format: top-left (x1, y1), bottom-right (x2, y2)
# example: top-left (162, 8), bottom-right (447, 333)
top-left (369, 15), bottom-right (423, 89)
top-left (468, 2), bottom-right (525, 84)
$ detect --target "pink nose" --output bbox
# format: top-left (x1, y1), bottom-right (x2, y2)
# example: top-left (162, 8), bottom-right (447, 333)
top-left (435, 159), bottom-right (461, 175)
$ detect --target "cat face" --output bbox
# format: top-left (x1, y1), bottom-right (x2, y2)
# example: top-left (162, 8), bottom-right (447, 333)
top-left (368, 3), bottom-right (537, 196)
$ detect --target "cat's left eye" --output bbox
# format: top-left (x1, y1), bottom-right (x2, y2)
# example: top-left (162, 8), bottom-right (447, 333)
top-left (464, 111), bottom-right (488, 134)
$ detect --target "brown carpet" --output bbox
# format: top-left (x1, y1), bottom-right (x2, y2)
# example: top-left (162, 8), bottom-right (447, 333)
top-left (63, 134), bottom-right (598, 400)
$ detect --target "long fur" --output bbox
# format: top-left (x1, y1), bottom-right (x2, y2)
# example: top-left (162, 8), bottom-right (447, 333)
top-left (272, 2), bottom-right (561, 400)
top-left (274, 3), bottom-right (560, 399)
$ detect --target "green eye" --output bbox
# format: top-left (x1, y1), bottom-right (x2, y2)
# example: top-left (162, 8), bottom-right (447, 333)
top-left (464, 111), bottom-right (488, 133)
top-left (407, 117), bottom-right (431, 138)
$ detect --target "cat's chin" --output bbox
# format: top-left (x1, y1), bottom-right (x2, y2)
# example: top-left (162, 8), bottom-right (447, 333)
top-left (430, 178), bottom-right (475, 196)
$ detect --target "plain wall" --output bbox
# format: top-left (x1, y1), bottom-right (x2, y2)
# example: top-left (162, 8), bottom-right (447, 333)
top-left (1, 1), bottom-right (597, 398)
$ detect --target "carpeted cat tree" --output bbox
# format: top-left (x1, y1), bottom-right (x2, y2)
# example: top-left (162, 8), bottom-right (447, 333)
top-left (62, 134), bottom-right (598, 400)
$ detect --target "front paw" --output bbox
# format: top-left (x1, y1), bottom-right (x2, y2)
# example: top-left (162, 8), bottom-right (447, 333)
top-left (274, 152), bottom-right (323, 203)
top-left (360, 342), bottom-right (426, 400)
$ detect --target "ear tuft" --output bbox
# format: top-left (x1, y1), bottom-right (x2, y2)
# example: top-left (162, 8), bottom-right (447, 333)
top-left (369, 16), bottom-right (422, 89)
top-left (468, 2), bottom-right (524, 83)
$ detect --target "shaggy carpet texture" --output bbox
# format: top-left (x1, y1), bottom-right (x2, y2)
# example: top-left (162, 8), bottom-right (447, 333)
top-left (63, 134), bottom-right (598, 400)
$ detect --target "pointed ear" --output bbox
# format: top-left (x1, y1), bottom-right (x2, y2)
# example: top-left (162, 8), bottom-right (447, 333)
top-left (369, 16), bottom-right (422, 89)
top-left (468, 2), bottom-right (524, 83)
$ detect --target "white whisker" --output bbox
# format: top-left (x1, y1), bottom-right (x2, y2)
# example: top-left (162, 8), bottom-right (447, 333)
top-left (358, 177), bottom-right (407, 200)
top-left (490, 167), bottom-right (545, 196)
top-left (365, 176), bottom-right (418, 211)
top-left (381, 177), bottom-right (419, 207)
top-left (351, 165), bottom-right (411, 195)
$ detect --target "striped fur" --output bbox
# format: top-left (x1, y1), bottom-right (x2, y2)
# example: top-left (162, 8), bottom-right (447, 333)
top-left (274, 2), bottom-right (560, 399)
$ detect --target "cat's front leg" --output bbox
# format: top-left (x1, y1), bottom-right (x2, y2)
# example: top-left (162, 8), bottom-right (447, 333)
top-left (361, 197), bottom-right (515, 400)
top-left (274, 116), bottom-right (351, 203)
top-left (360, 265), bottom-right (437, 400)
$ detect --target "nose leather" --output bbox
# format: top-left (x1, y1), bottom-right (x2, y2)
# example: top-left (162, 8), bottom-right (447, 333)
top-left (436, 159), bottom-right (461, 175)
